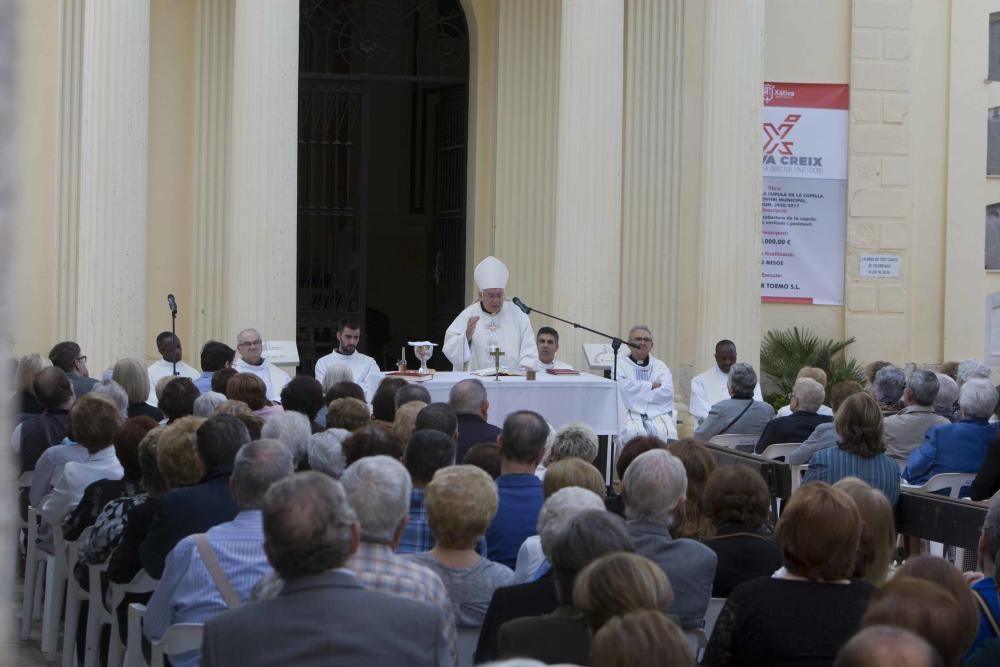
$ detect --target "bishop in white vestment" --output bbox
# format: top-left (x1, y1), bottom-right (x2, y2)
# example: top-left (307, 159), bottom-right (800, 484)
top-left (615, 325), bottom-right (677, 444)
top-left (689, 339), bottom-right (762, 427)
top-left (443, 256), bottom-right (539, 371)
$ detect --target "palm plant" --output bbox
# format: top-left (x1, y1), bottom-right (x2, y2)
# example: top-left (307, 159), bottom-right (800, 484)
top-left (759, 327), bottom-right (867, 407)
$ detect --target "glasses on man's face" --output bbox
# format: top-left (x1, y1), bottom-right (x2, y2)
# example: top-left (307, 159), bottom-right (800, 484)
top-left (77, 355), bottom-right (87, 364)
top-left (630, 337), bottom-right (652, 344)
top-left (238, 340), bottom-right (262, 349)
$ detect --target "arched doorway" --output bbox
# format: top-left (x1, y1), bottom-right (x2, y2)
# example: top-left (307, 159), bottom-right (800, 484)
top-left (297, 0), bottom-right (470, 373)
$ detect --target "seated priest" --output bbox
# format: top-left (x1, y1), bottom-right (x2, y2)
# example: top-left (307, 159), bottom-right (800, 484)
top-left (616, 325), bottom-right (677, 444)
top-left (535, 327), bottom-right (574, 371)
top-left (443, 256), bottom-right (538, 371)
top-left (689, 340), bottom-right (762, 428)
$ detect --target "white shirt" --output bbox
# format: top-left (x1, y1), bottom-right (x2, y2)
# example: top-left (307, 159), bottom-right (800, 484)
top-left (535, 358), bottom-right (574, 371)
top-left (775, 403), bottom-right (833, 418)
top-left (689, 365), bottom-right (763, 421)
top-left (39, 446), bottom-right (123, 527)
top-left (233, 357), bottom-right (292, 403)
top-left (443, 301), bottom-right (539, 371)
top-left (313, 349), bottom-right (382, 402)
top-left (147, 359), bottom-right (201, 406)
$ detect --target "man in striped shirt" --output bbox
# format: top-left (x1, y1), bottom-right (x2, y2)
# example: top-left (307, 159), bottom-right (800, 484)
top-left (143, 440), bottom-right (294, 667)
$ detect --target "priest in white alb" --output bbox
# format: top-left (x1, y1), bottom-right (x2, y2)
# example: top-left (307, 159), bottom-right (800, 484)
top-left (146, 332), bottom-right (201, 406)
top-left (443, 256), bottom-right (538, 371)
top-left (689, 339), bottom-right (762, 428)
top-left (535, 327), bottom-right (574, 371)
top-left (616, 325), bottom-right (677, 444)
top-left (313, 319), bottom-right (382, 401)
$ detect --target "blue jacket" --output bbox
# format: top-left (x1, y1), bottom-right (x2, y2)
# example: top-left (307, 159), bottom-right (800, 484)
top-left (902, 419), bottom-right (996, 485)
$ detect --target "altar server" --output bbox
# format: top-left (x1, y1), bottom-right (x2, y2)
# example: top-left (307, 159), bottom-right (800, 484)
top-left (147, 333), bottom-right (200, 406)
top-left (535, 327), bottom-right (574, 371)
top-left (689, 339), bottom-right (762, 428)
top-left (313, 319), bottom-right (382, 401)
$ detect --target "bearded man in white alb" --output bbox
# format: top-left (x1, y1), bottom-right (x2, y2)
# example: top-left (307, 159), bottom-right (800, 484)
top-left (689, 339), bottom-right (762, 428)
top-left (616, 325), bottom-right (677, 443)
top-left (232, 328), bottom-right (291, 402)
top-left (443, 256), bottom-right (538, 371)
top-left (313, 319), bottom-right (382, 401)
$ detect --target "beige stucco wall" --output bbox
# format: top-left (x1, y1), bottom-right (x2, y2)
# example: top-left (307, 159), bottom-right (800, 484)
top-left (145, 0), bottom-right (196, 364)
top-left (13, 0), bottom-right (60, 356)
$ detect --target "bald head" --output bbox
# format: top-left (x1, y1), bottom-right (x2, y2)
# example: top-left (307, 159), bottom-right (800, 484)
top-left (34, 367), bottom-right (74, 409)
top-left (835, 626), bottom-right (942, 667)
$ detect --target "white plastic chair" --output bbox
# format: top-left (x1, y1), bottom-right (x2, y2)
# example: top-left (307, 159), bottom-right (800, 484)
top-left (684, 627), bottom-right (709, 661)
top-left (83, 558), bottom-right (114, 667)
top-left (62, 528), bottom-right (93, 667)
top-left (902, 472), bottom-right (978, 559)
top-left (150, 622), bottom-right (204, 667)
top-left (35, 514), bottom-right (69, 661)
top-left (126, 603), bottom-right (148, 667)
top-left (21, 506), bottom-right (52, 641)
top-left (901, 472), bottom-right (977, 499)
top-left (760, 443), bottom-right (807, 495)
top-left (107, 570), bottom-right (157, 667)
top-left (703, 597), bottom-right (726, 641)
top-left (709, 434), bottom-right (760, 452)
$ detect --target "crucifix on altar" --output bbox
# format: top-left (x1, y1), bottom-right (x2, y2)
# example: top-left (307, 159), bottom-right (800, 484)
top-left (488, 343), bottom-right (503, 381)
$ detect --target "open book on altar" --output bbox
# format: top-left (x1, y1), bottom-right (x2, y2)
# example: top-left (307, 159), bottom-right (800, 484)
top-left (471, 367), bottom-right (527, 377)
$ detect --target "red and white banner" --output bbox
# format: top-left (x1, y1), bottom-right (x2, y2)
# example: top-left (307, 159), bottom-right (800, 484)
top-left (761, 82), bottom-right (848, 306)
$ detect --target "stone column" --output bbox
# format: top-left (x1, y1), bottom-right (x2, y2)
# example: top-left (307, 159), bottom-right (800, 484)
top-left (225, 0), bottom-right (298, 342)
top-left (694, 0), bottom-right (765, 371)
top-left (76, 0), bottom-right (151, 372)
top-left (551, 0), bottom-right (625, 371)
top-left (192, 0), bottom-right (235, 347)
top-left (620, 0), bottom-right (685, 372)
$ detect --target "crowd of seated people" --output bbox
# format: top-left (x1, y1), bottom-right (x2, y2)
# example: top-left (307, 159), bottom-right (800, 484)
top-left (13, 337), bottom-right (1000, 667)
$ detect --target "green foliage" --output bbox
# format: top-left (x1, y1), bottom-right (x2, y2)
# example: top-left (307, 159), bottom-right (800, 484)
top-left (759, 327), bottom-right (867, 408)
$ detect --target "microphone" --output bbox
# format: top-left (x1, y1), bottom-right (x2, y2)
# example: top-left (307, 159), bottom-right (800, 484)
top-left (512, 297), bottom-right (532, 315)
top-left (167, 294), bottom-right (177, 315)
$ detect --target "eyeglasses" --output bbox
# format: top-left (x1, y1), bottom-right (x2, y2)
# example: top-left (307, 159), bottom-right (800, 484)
top-left (238, 340), bottom-right (262, 348)
top-left (77, 355), bottom-right (87, 363)
top-left (630, 337), bottom-right (652, 344)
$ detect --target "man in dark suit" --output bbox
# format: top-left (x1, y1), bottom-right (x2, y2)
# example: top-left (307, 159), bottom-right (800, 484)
top-left (139, 414), bottom-right (249, 578)
top-left (755, 377), bottom-right (832, 452)
top-left (201, 472), bottom-right (450, 667)
top-left (623, 449), bottom-right (717, 630)
top-left (449, 378), bottom-right (502, 462)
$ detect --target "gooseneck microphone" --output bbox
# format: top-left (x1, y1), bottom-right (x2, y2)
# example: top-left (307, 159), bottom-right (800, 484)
top-left (512, 297), bottom-right (532, 315)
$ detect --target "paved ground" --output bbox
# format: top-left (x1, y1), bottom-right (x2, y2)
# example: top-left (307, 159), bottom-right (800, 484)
top-left (9, 577), bottom-right (59, 666)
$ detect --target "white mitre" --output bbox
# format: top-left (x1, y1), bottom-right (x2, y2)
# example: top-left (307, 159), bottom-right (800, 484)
top-left (474, 256), bottom-right (510, 290)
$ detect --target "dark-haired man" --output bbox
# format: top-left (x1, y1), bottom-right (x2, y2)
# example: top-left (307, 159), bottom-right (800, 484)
top-left (48, 340), bottom-right (97, 398)
top-left (147, 332), bottom-right (201, 406)
top-left (140, 414), bottom-right (250, 578)
top-left (485, 411), bottom-right (548, 568)
top-left (689, 339), bottom-right (762, 428)
top-left (535, 327), bottom-right (574, 371)
top-left (193, 340), bottom-right (235, 394)
top-left (398, 430), bottom-right (457, 554)
top-left (313, 319), bottom-right (382, 401)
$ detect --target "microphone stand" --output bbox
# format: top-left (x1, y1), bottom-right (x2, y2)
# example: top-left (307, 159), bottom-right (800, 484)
top-left (515, 301), bottom-right (639, 497)
top-left (169, 303), bottom-right (178, 376)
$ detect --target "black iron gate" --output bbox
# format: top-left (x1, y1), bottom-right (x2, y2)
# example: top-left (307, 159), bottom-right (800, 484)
top-left (297, 0), bottom-right (469, 374)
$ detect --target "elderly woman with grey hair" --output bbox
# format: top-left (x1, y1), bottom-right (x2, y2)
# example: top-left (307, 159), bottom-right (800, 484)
top-left (903, 378), bottom-right (999, 485)
top-left (193, 391), bottom-right (227, 418)
top-left (261, 410), bottom-right (314, 468)
top-left (513, 486), bottom-right (606, 583)
top-left (307, 428), bottom-right (350, 478)
top-left (545, 423), bottom-right (599, 465)
top-left (872, 365), bottom-right (906, 414)
top-left (934, 372), bottom-right (961, 421)
top-left (694, 362), bottom-right (775, 442)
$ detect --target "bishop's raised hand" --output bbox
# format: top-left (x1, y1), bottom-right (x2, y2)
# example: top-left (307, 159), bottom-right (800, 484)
top-left (466, 316), bottom-right (480, 341)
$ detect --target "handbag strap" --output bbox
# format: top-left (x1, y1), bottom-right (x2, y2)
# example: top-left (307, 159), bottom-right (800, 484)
top-left (973, 587), bottom-right (1000, 637)
top-left (194, 533), bottom-right (243, 609)
top-left (718, 400), bottom-right (755, 436)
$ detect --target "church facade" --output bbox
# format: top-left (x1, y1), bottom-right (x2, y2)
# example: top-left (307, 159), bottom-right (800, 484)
top-left (10, 0), bottom-right (1000, 394)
